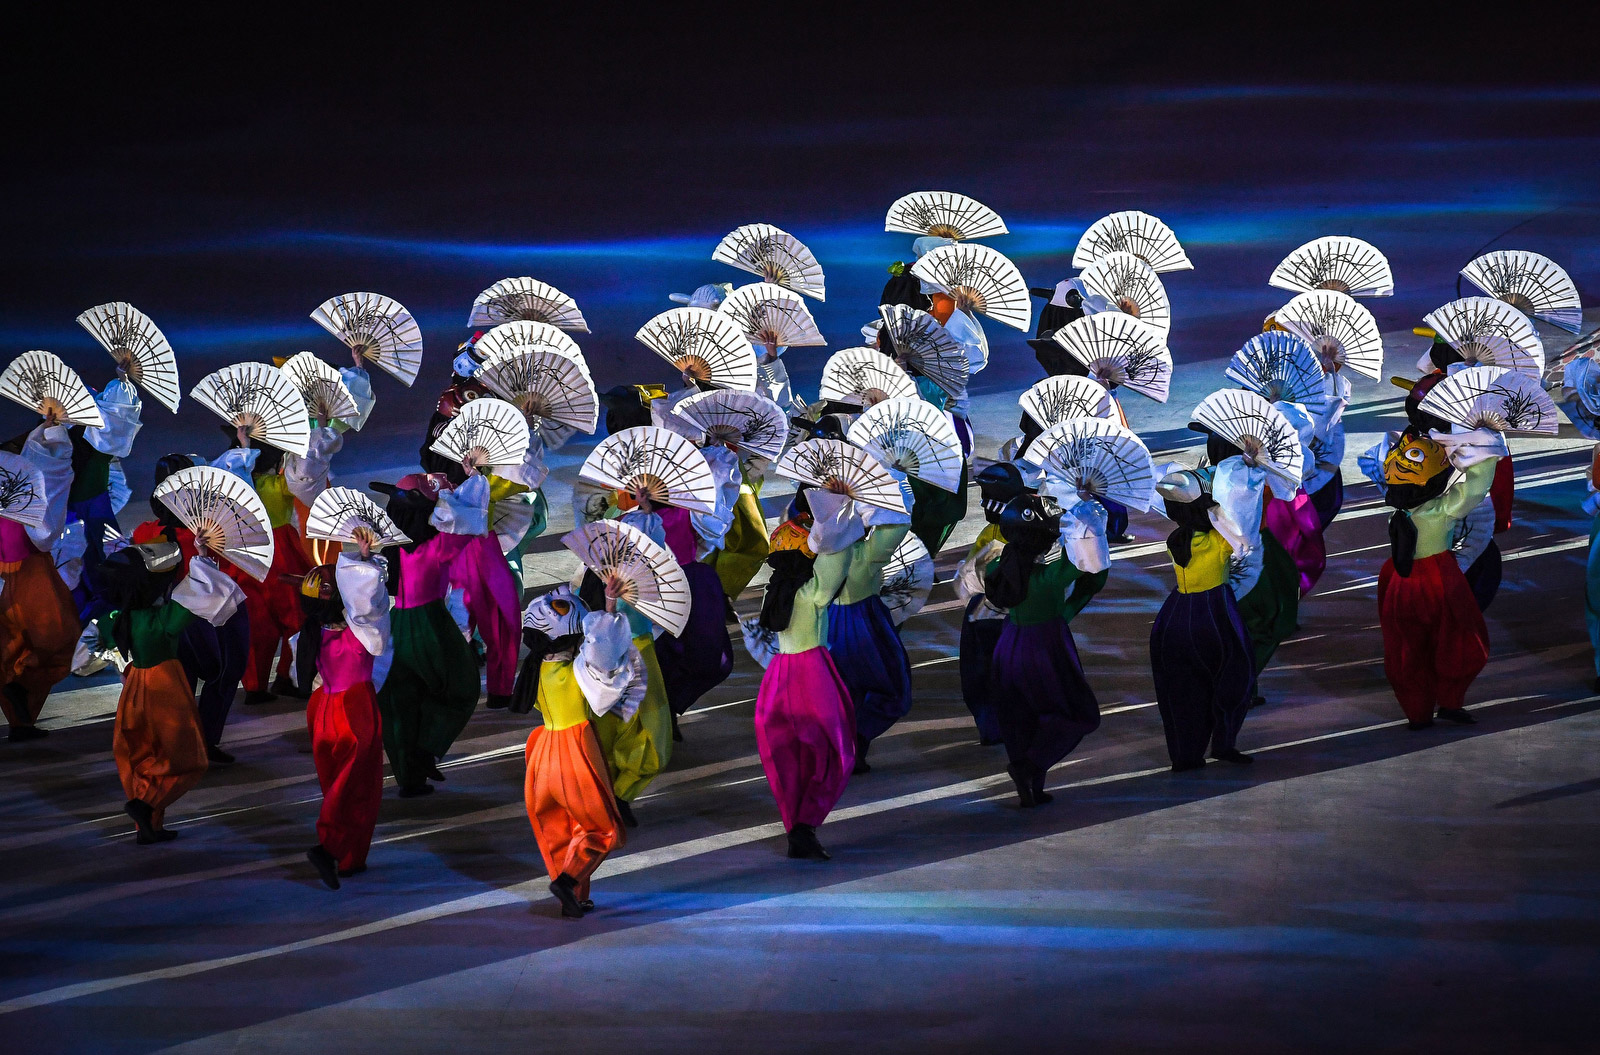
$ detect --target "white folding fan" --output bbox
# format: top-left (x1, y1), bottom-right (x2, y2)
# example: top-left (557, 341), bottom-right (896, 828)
top-left (476, 348), bottom-right (599, 436)
top-left (672, 389), bottom-right (789, 461)
top-left (190, 363), bottom-right (310, 457)
top-left (1051, 313), bottom-right (1174, 403)
top-left (578, 425), bottom-right (718, 514)
top-left (0, 351), bottom-right (104, 427)
top-left (1071, 211), bottom-right (1192, 273)
top-left (0, 451), bottom-right (48, 530)
top-left (910, 243), bottom-right (1031, 331)
top-left (846, 397), bottom-right (963, 493)
top-left (310, 292), bottom-right (425, 387)
top-left (1461, 250), bottom-right (1582, 334)
top-left (879, 533), bottom-right (935, 626)
top-left (75, 302), bottom-right (181, 412)
top-left (429, 397), bottom-right (531, 471)
top-left (1271, 289), bottom-right (1385, 381)
top-left (468, 277), bottom-right (591, 333)
top-left (1021, 418), bottom-right (1158, 512)
top-left (561, 519), bottom-right (691, 636)
top-left (877, 304), bottom-right (970, 397)
top-left (1076, 251), bottom-right (1172, 336)
top-left (281, 351), bottom-right (360, 427)
top-left (1269, 236), bottom-right (1394, 298)
top-left (1225, 331), bottom-right (1327, 409)
top-left (818, 347), bottom-right (919, 407)
top-left (1190, 389), bottom-right (1306, 492)
top-left (152, 465), bottom-right (276, 581)
top-left (305, 486), bottom-right (411, 549)
top-left (772, 438), bottom-right (907, 513)
top-left (635, 308), bottom-right (759, 389)
top-left (474, 319), bottom-right (589, 376)
top-left (1422, 297), bottom-right (1545, 376)
top-left (884, 191), bottom-right (1009, 241)
top-left (1416, 364), bottom-right (1559, 436)
top-left (1019, 375), bottom-right (1116, 429)
top-left (718, 283), bottom-right (827, 350)
top-left (712, 224), bottom-right (826, 301)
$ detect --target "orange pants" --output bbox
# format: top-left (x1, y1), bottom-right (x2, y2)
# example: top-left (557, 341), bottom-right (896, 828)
top-left (0, 551), bottom-right (80, 725)
top-left (524, 721), bottom-right (625, 901)
top-left (113, 659), bottom-right (209, 828)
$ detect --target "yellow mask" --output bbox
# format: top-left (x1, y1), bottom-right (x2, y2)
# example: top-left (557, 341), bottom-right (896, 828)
top-left (1383, 434), bottom-right (1450, 488)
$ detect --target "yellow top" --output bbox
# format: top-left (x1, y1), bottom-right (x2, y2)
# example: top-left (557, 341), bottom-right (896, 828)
top-left (1172, 530), bottom-right (1233, 594)
top-left (254, 473), bottom-right (295, 530)
top-left (536, 660), bottom-right (591, 731)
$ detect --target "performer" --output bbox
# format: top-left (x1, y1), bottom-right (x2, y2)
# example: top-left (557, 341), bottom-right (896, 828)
top-left (754, 489), bottom-right (861, 860)
top-left (982, 489), bottom-right (1109, 808)
top-left (1306, 346), bottom-right (1351, 530)
top-left (1259, 400), bottom-right (1327, 596)
top-left (516, 585), bottom-right (633, 919)
top-left (299, 548), bottom-right (390, 890)
top-left (1585, 444), bottom-right (1600, 692)
top-left (102, 542), bottom-right (245, 843)
top-left (954, 463), bottom-right (1031, 746)
top-left (0, 416), bottom-right (78, 741)
top-left (68, 376), bottom-right (143, 608)
top-left (1149, 464), bottom-right (1260, 770)
top-left (1378, 425), bottom-right (1506, 727)
top-left (376, 473), bottom-right (482, 796)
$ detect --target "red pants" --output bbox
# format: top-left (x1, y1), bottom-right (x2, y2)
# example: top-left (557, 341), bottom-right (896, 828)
top-left (240, 524), bottom-right (312, 692)
top-left (1378, 552), bottom-right (1489, 723)
top-left (1490, 455), bottom-right (1514, 534)
top-left (308, 683), bottom-right (384, 872)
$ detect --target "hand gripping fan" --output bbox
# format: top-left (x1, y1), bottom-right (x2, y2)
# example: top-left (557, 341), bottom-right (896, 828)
top-left (429, 396), bottom-right (531, 471)
top-left (474, 320), bottom-right (589, 376)
top-left (281, 351), bottom-right (359, 426)
top-left (818, 347), bottom-right (918, 407)
top-left (712, 224), bottom-right (826, 301)
top-left (1269, 236), bottom-right (1394, 298)
top-left (772, 438), bottom-right (907, 513)
top-left (1020, 375), bottom-right (1116, 429)
top-left (0, 451), bottom-right (48, 530)
top-left (877, 304), bottom-right (970, 396)
top-left (1051, 313), bottom-right (1173, 403)
top-left (879, 532), bottom-right (934, 626)
top-left (310, 292), bottom-right (424, 386)
top-left (1021, 418), bottom-right (1158, 512)
top-left (1071, 211), bottom-right (1192, 273)
top-left (1461, 250), bottom-right (1582, 334)
top-left (1076, 251), bottom-right (1172, 336)
top-left (1422, 297), bottom-right (1545, 376)
top-left (561, 519), bottom-right (692, 636)
top-left (468, 277), bottom-right (591, 333)
top-left (1225, 331), bottom-right (1328, 408)
top-left (718, 283), bottom-right (826, 349)
top-left (476, 348), bottom-right (599, 435)
top-left (76, 302), bottom-right (181, 412)
top-left (636, 308), bottom-right (759, 389)
top-left (190, 363), bottom-right (311, 457)
top-left (579, 426), bottom-right (718, 514)
top-left (910, 243), bottom-right (1030, 331)
top-left (672, 389), bottom-right (789, 460)
top-left (306, 486), bottom-right (411, 549)
top-left (1191, 389), bottom-right (1306, 492)
top-left (1416, 364), bottom-right (1559, 436)
top-left (0, 351), bottom-right (104, 427)
top-left (152, 465), bottom-right (276, 581)
top-left (884, 191), bottom-right (1008, 241)
top-left (1271, 289), bottom-right (1384, 381)
top-left (846, 397), bottom-right (963, 493)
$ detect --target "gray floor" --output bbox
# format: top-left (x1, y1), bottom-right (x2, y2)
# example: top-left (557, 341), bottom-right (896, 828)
top-left (3, 329), bottom-right (1600, 1054)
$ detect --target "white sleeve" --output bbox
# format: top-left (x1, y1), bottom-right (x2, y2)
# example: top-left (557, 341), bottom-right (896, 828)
top-left (1358, 433), bottom-right (1395, 492)
top-left (84, 379), bottom-right (143, 458)
top-left (1429, 427), bottom-right (1510, 470)
top-left (497, 434), bottom-right (550, 492)
top-left (1060, 498), bottom-right (1111, 574)
top-left (1208, 457), bottom-right (1266, 557)
top-left (690, 444), bottom-right (743, 553)
top-left (52, 519), bottom-right (88, 590)
top-left (209, 446), bottom-right (260, 486)
top-left (282, 426), bottom-right (344, 505)
top-left (23, 424), bottom-right (73, 548)
top-left (942, 307), bottom-right (990, 374)
top-left (860, 466), bottom-right (913, 528)
top-left (430, 474), bottom-right (490, 535)
top-left (338, 367), bottom-right (377, 431)
top-left (335, 552), bottom-right (391, 656)
top-left (618, 508), bottom-right (667, 547)
top-left (572, 610), bottom-right (645, 720)
top-left (171, 557), bottom-right (246, 626)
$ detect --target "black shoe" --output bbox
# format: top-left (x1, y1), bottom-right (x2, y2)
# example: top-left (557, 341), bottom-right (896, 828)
top-left (1212, 748), bottom-right (1253, 765)
top-left (1007, 761), bottom-right (1038, 807)
top-left (617, 800), bottom-right (638, 828)
top-left (306, 845), bottom-right (341, 890)
top-left (671, 714), bottom-right (684, 742)
top-left (853, 734), bottom-right (872, 774)
top-left (978, 736), bottom-right (1003, 747)
top-left (786, 823), bottom-right (830, 860)
top-left (1594, 676), bottom-right (1600, 694)
top-left (1030, 766), bottom-right (1053, 804)
top-left (397, 783), bottom-right (433, 798)
top-left (7, 723), bottom-right (47, 742)
top-left (125, 799), bottom-right (159, 844)
top-left (550, 873), bottom-right (585, 917)
top-left (1407, 719), bottom-right (1434, 731)
top-left (485, 694), bottom-right (511, 710)
top-left (243, 690), bottom-right (276, 705)
top-left (1435, 707), bottom-right (1476, 725)
top-left (1109, 532), bottom-right (1136, 544)
top-left (338, 863), bottom-right (368, 878)
top-left (206, 745), bottom-right (235, 766)
top-left (579, 899), bottom-right (595, 913)
top-left (271, 677), bottom-right (310, 700)
top-left (1170, 759), bottom-right (1206, 773)
top-left (1249, 696), bottom-right (1267, 709)
top-left (425, 759), bottom-right (447, 782)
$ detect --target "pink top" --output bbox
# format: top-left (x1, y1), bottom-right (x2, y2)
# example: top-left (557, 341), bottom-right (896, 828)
top-left (393, 531), bottom-right (473, 609)
top-left (317, 625), bottom-right (375, 694)
top-left (0, 520), bottom-right (36, 566)
top-left (658, 505), bottom-right (697, 566)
